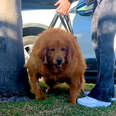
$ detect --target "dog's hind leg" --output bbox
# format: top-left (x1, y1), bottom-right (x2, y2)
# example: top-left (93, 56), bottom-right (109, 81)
top-left (28, 69), bottom-right (46, 100)
top-left (44, 78), bottom-right (57, 93)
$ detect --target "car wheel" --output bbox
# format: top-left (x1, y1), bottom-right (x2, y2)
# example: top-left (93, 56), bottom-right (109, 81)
top-left (23, 35), bottom-right (37, 62)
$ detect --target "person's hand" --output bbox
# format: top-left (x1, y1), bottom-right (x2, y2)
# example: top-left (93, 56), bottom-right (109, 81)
top-left (54, 0), bottom-right (71, 16)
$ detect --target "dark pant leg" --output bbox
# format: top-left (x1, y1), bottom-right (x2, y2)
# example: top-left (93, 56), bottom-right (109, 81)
top-left (88, 0), bottom-right (116, 102)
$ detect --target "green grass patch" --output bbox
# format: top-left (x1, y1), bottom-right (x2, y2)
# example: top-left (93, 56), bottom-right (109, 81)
top-left (0, 83), bottom-right (116, 116)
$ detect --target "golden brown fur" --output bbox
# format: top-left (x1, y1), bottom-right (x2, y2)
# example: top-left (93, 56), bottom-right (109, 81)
top-left (26, 28), bottom-right (86, 104)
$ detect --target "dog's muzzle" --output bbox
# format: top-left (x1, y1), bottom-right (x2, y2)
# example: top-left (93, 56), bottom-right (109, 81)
top-left (55, 57), bottom-right (63, 69)
top-left (56, 57), bottom-right (62, 65)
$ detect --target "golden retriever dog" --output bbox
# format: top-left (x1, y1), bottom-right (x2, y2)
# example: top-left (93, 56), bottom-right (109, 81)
top-left (26, 28), bottom-right (86, 104)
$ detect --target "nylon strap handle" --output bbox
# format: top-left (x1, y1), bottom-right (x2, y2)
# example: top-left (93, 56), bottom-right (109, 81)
top-left (49, 12), bottom-right (73, 34)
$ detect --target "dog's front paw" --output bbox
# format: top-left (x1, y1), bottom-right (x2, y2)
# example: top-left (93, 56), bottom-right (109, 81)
top-left (36, 95), bottom-right (46, 100)
top-left (68, 98), bottom-right (76, 104)
top-left (35, 89), bottom-right (46, 100)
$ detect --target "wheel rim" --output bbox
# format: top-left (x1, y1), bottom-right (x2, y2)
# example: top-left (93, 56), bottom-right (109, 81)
top-left (24, 44), bottom-right (33, 61)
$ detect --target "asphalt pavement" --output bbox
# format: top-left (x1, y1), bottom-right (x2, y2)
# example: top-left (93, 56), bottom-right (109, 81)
top-left (21, 0), bottom-right (57, 10)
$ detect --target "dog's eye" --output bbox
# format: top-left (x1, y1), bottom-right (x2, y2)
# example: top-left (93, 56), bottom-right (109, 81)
top-left (61, 48), bottom-right (65, 51)
top-left (49, 48), bottom-right (55, 51)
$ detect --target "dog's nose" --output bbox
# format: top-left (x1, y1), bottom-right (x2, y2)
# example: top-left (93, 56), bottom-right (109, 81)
top-left (56, 57), bottom-right (62, 65)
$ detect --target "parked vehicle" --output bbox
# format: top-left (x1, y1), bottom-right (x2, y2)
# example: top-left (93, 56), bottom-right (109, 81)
top-left (21, 0), bottom-right (116, 83)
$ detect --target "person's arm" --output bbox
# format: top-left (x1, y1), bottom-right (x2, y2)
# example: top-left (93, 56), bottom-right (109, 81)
top-left (54, 0), bottom-right (72, 16)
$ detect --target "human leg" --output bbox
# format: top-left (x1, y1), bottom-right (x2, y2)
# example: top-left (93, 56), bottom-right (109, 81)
top-left (77, 0), bottom-right (116, 107)
top-left (88, 0), bottom-right (116, 102)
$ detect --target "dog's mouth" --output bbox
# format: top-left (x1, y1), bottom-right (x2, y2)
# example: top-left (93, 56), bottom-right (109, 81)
top-left (55, 64), bottom-right (62, 69)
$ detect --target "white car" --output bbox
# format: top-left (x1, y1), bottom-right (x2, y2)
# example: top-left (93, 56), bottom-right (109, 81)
top-left (21, 0), bottom-right (116, 83)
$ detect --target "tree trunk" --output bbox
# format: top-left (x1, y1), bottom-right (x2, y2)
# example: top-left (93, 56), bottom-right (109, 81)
top-left (0, 0), bottom-right (32, 101)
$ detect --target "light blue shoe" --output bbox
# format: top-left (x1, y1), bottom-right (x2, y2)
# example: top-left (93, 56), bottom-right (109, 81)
top-left (77, 96), bottom-right (111, 108)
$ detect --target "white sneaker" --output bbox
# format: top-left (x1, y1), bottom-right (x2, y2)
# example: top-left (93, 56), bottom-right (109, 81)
top-left (77, 96), bottom-right (111, 108)
top-left (84, 91), bottom-right (116, 102)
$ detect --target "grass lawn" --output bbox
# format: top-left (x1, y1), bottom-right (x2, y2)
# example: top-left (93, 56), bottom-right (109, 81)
top-left (0, 83), bottom-right (116, 116)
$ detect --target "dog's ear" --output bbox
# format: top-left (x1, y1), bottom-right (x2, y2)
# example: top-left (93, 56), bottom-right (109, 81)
top-left (41, 47), bottom-right (48, 64)
top-left (65, 47), bottom-right (73, 64)
top-left (65, 47), bottom-right (70, 64)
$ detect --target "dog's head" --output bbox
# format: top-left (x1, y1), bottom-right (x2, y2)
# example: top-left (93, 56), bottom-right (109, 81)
top-left (40, 29), bottom-right (74, 71)
top-left (41, 43), bottom-right (71, 69)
